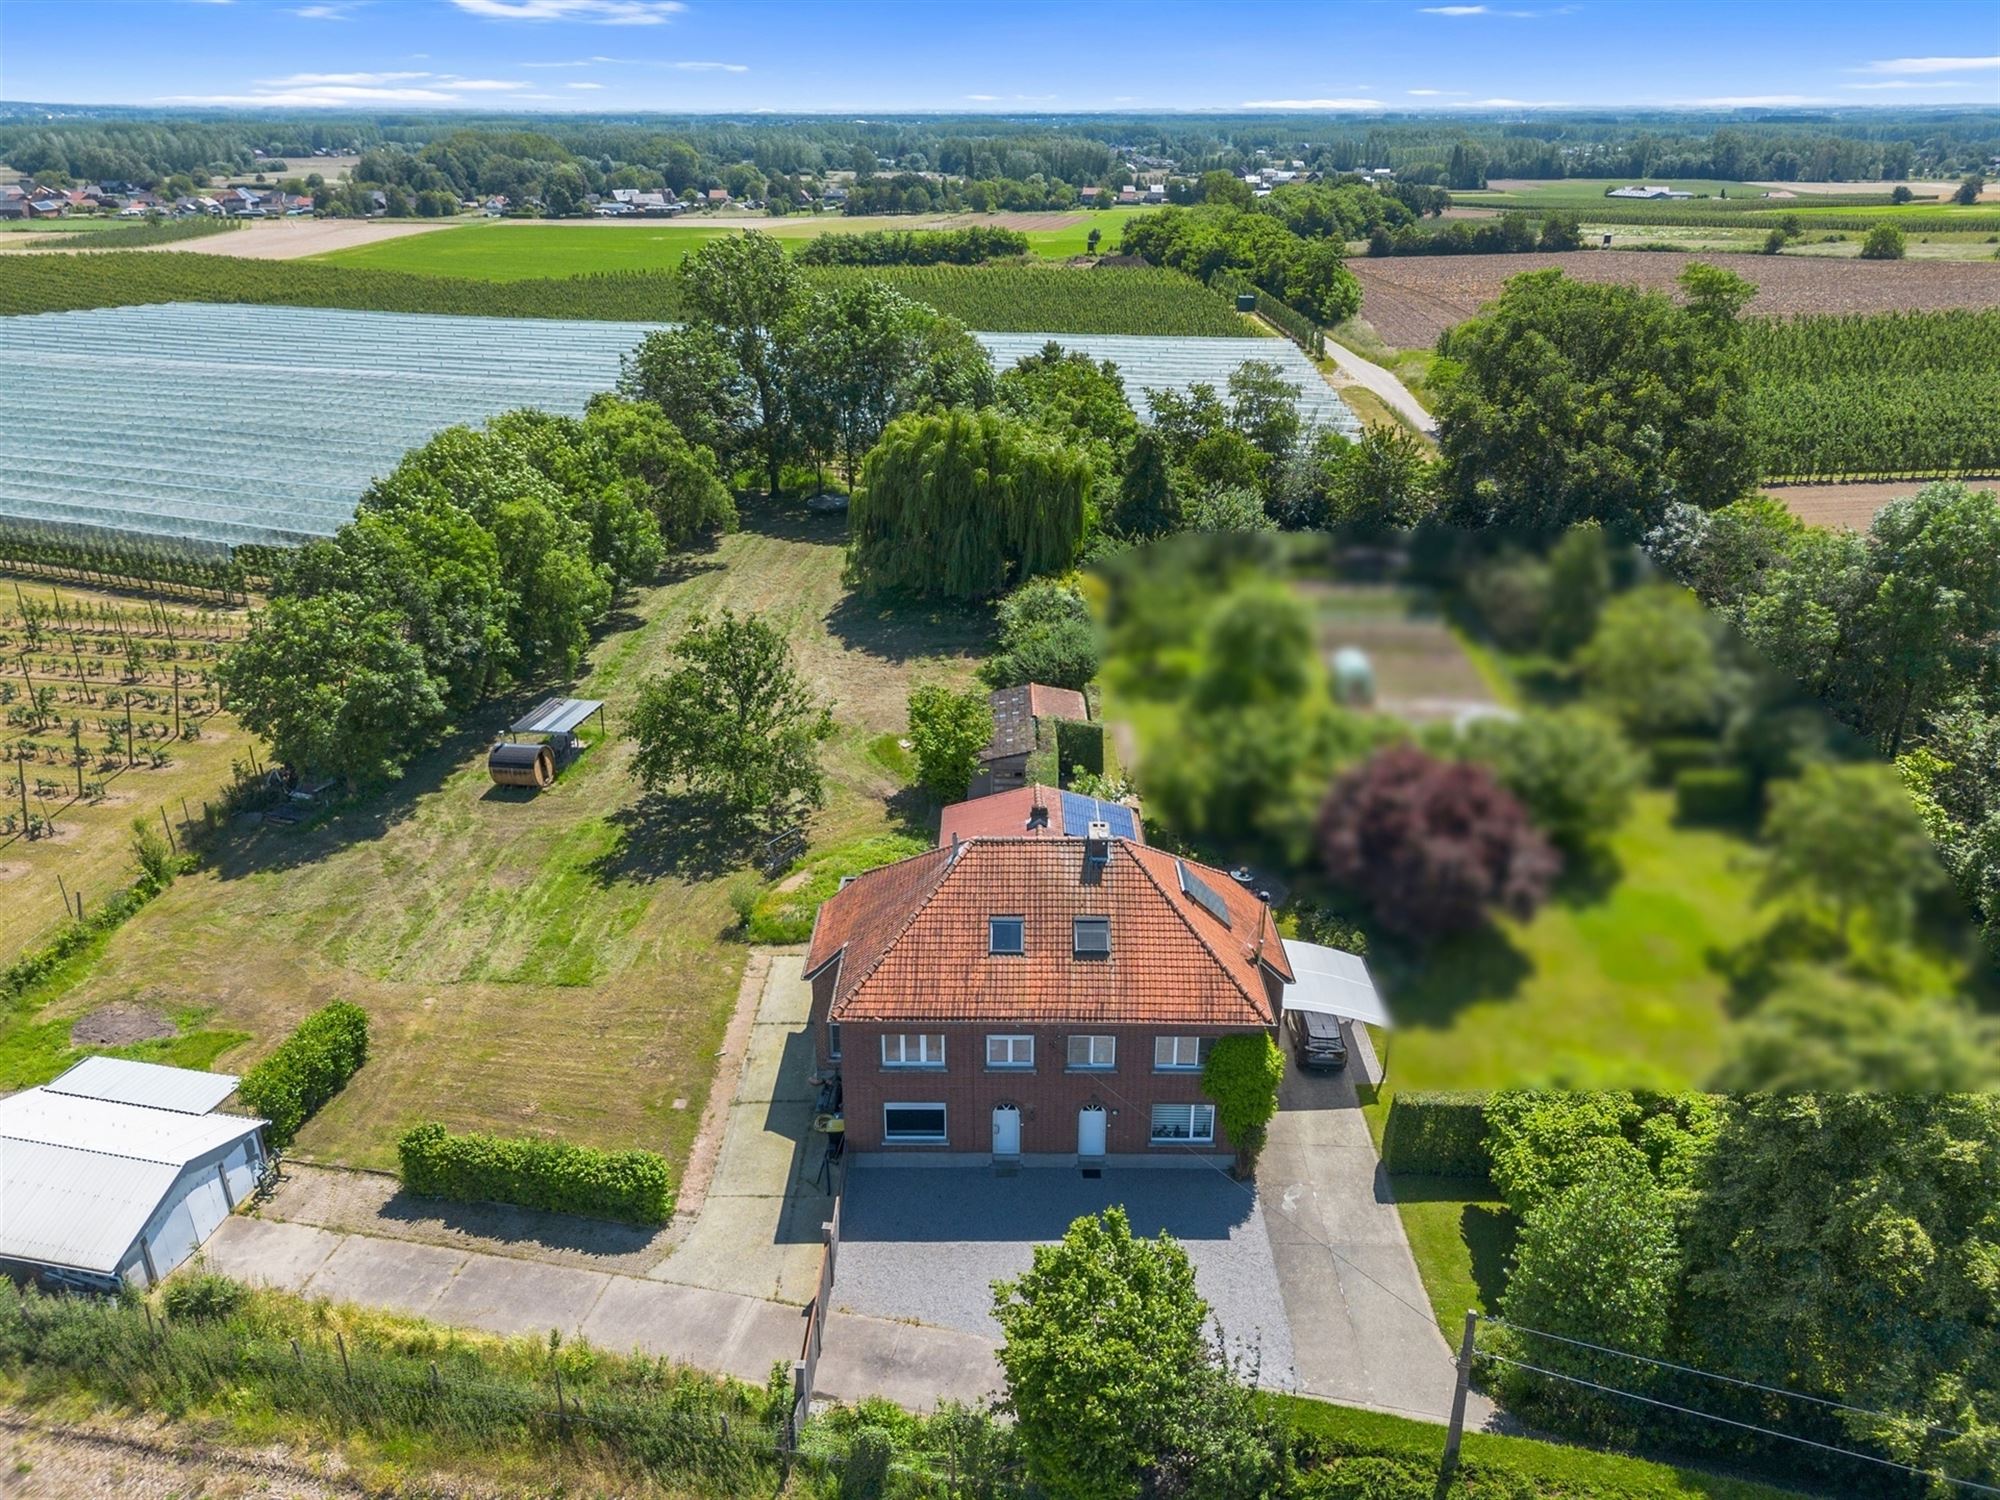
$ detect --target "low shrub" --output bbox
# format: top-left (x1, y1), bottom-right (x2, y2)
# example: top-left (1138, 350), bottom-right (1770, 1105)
top-left (1380, 1091), bottom-right (1492, 1176)
top-left (1674, 767), bottom-right (1756, 825)
top-left (1202, 1032), bottom-right (1285, 1160)
top-left (234, 1001), bottom-right (368, 1148)
top-left (398, 1122), bottom-right (675, 1225)
top-left (1647, 735), bottom-right (1721, 784)
top-left (162, 1272), bottom-right (246, 1321)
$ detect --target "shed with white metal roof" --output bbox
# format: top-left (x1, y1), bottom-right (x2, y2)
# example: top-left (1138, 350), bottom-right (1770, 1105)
top-left (0, 1060), bottom-right (266, 1291)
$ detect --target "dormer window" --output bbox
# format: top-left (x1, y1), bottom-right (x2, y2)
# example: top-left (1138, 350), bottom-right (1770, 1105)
top-left (989, 916), bottom-right (1025, 955)
top-left (1073, 916), bottom-right (1111, 958)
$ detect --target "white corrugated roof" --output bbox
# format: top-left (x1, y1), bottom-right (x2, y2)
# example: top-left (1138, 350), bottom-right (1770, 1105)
top-left (0, 1087), bottom-right (261, 1166)
top-left (0, 1086), bottom-right (265, 1275)
top-left (47, 1056), bottom-right (239, 1114)
top-left (1281, 940), bottom-right (1393, 1029)
top-left (0, 1140), bottom-right (181, 1274)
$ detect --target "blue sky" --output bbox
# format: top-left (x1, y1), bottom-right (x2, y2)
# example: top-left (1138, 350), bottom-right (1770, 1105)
top-left (1, 0), bottom-right (1995, 114)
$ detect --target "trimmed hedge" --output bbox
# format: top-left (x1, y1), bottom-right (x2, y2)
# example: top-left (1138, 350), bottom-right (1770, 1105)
top-left (1674, 767), bottom-right (1757, 825)
top-left (1380, 1091), bottom-right (1493, 1177)
top-left (235, 1001), bottom-right (368, 1148)
top-left (398, 1122), bottom-right (675, 1225)
top-left (1647, 735), bottom-right (1721, 785)
top-left (1055, 718), bottom-right (1105, 781)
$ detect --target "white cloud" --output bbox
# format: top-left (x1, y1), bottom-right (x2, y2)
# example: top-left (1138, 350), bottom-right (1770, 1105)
top-left (1242, 98), bottom-right (1385, 110)
top-left (290, 2), bottom-right (366, 17)
top-left (1843, 78), bottom-right (1970, 91)
top-left (964, 93), bottom-right (1000, 101)
top-left (1406, 88), bottom-right (1468, 96)
top-left (566, 81), bottom-right (604, 89)
top-left (1420, 5), bottom-right (1487, 13)
top-left (450, 0), bottom-right (685, 23)
top-left (1692, 94), bottom-right (1826, 107)
top-left (667, 60), bottom-right (749, 71)
top-left (1449, 96), bottom-right (1573, 107)
top-left (164, 69), bottom-right (532, 107)
top-left (521, 55), bottom-right (618, 66)
top-left (1858, 55), bottom-right (2000, 74)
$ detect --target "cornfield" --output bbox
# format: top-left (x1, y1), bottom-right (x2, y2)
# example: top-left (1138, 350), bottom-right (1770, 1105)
top-left (0, 249), bottom-right (1247, 335)
top-left (1745, 310), bottom-right (2000, 482)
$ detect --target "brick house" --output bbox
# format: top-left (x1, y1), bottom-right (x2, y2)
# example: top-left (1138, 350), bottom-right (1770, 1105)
top-left (803, 828), bottom-right (1296, 1167)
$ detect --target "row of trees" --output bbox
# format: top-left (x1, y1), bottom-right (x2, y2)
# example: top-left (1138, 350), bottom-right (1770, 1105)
top-left (1487, 1090), bottom-right (2000, 1488)
top-left (222, 400), bottom-right (732, 779)
top-left (1119, 201), bottom-right (1364, 324)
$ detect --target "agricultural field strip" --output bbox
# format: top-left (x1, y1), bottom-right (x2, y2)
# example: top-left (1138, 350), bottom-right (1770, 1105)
top-left (1, 303), bottom-right (1354, 547)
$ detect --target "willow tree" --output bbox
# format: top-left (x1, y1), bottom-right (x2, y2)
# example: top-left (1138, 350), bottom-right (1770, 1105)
top-left (847, 408), bottom-right (1091, 601)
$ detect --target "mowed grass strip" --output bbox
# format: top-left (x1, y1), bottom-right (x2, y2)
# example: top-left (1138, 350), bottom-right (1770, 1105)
top-left (312, 210), bottom-right (1159, 281)
top-left (32, 504), bottom-right (986, 1171)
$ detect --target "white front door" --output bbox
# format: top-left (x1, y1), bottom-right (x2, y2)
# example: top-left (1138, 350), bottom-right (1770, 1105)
top-left (1077, 1104), bottom-right (1107, 1159)
top-left (992, 1105), bottom-right (1021, 1158)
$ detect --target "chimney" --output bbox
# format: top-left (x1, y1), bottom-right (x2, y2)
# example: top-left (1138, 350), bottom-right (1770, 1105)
top-left (1082, 819), bottom-right (1111, 879)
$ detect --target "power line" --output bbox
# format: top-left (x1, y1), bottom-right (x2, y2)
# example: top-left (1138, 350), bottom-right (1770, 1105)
top-left (1482, 1353), bottom-right (2000, 1498)
top-left (1483, 1316), bottom-right (1994, 1443)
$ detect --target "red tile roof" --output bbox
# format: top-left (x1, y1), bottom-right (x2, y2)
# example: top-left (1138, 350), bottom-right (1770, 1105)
top-left (938, 784), bottom-right (1146, 846)
top-left (804, 837), bottom-right (1287, 1028)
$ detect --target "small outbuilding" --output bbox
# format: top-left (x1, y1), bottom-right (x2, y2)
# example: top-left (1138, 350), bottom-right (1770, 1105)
top-left (0, 1057), bottom-right (267, 1292)
top-left (488, 697), bottom-right (605, 790)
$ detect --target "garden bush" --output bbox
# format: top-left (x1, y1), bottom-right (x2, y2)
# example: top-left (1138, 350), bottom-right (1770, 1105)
top-left (1647, 735), bottom-right (1722, 784)
top-left (234, 1000), bottom-right (368, 1148)
top-left (1380, 1091), bottom-right (1492, 1176)
top-left (398, 1121), bottom-right (675, 1225)
top-left (162, 1272), bottom-right (246, 1321)
top-left (1055, 717), bottom-right (1105, 781)
top-left (1201, 1032), bottom-right (1285, 1161)
top-left (1673, 766), bottom-right (1756, 825)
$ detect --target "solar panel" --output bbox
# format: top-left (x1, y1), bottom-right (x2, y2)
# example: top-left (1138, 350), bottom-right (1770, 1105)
top-left (1059, 791), bottom-right (1138, 840)
top-left (1176, 859), bottom-right (1234, 930)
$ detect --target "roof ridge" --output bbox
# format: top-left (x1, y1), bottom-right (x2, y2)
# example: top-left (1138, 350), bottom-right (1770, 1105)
top-left (1126, 845), bottom-right (1276, 1025)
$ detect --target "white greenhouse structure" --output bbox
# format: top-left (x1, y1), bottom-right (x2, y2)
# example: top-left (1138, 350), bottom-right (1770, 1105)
top-left (0, 1057), bottom-right (267, 1291)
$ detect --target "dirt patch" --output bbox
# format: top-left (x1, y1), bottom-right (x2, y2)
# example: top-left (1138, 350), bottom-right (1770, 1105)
top-left (1349, 251), bottom-right (2000, 349)
top-left (1773, 476), bottom-right (2000, 531)
top-left (136, 218), bottom-right (459, 260)
top-left (0, 1414), bottom-right (366, 1500)
top-left (70, 1002), bottom-right (177, 1046)
top-left (0, 861), bottom-right (27, 882)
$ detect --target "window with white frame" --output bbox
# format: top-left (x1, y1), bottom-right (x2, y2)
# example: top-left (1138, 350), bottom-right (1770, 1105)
top-left (1066, 1034), bottom-right (1116, 1070)
top-left (988, 916), bottom-right (1025, 955)
top-left (1153, 1035), bottom-right (1212, 1071)
top-left (827, 1022), bottom-right (842, 1061)
top-left (986, 1034), bottom-right (1034, 1069)
top-left (880, 1033), bottom-right (946, 1068)
top-left (1150, 1103), bottom-right (1216, 1144)
top-left (883, 1103), bottom-right (948, 1144)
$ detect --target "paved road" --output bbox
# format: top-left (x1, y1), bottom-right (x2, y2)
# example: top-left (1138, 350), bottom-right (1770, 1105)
top-left (1321, 340), bottom-right (1438, 438)
top-left (1258, 1028), bottom-right (1496, 1426)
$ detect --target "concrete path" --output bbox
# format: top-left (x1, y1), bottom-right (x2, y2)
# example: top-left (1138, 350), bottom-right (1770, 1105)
top-left (1257, 1030), bottom-right (1496, 1427)
top-left (1321, 339), bottom-right (1438, 438)
top-left (202, 1214), bottom-right (992, 1408)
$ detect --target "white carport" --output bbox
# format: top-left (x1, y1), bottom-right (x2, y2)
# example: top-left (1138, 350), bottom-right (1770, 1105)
top-left (0, 1060), bottom-right (266, 1290)
top-left (1279, 940), bottom-right (1393, 1029)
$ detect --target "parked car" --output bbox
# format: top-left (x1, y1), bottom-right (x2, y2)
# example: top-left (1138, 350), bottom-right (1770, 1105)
top-left (1286, 1009), bottom-right (1348, 1071)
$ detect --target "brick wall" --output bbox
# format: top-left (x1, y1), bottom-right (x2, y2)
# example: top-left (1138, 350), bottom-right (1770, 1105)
top-left (831, 1019), bottom-right (1268, 1156)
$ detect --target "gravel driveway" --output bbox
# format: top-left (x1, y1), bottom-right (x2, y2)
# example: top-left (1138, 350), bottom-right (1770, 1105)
top-left (835, 1166), bottom-right (1298, 1388)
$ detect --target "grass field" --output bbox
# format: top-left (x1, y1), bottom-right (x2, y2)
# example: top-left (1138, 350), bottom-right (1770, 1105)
top-left (14, 502), bottom-right (984, 1171)
top-left (313, 209), bottom-right (1155, 282)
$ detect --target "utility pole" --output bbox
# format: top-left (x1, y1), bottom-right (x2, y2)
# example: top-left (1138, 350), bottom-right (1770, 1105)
top-left (1435, 1310), bottom-right (1478, 1498)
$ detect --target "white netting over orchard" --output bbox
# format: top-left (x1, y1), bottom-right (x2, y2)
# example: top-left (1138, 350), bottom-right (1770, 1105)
top-left (1, 302), bottom-right (1354, 550)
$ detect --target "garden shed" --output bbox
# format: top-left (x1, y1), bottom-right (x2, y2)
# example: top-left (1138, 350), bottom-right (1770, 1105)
top-left (0, 1058), bottom-right (267, 1292)
top-left (487, 697), bottom-right (605, 790)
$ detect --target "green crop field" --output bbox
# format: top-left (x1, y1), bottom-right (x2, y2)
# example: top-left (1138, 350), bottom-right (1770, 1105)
top-left (312, 208), bottom-right (1156, 281)
top-left (0, 248), bottom-right (1247, 335)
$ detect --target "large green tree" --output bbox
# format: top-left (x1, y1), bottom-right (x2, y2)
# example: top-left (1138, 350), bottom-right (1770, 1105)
top-left (848, 407), bottom-right (1091, 601)
top-left (675, 232), bottom-right (804, 497)
top-left (997, 342), bottom-right (1138, 501)
top-left (629, 609), bottom-right (833, 826)
top-left (1577, 585), bottom-right (1724, 739)
top-left (906, 684), bottom-right (994, 804)
top-left (1431, 266), bottom-right (1757, 534)
top-left (222, 595), bottom-right (442, 780)
top-left (992, 1207), bottom-right (1278, 1500)
top-left (1758, 761), bottom-right (1943, 944)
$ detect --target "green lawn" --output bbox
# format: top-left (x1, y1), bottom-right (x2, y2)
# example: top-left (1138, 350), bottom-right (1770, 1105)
top-left (1389, 1174), bottom-right (1515, 1338)
top-left (314, 209), bottom-right (1158, 282)
top-left (17, 501), bottom-right (984, 1171)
